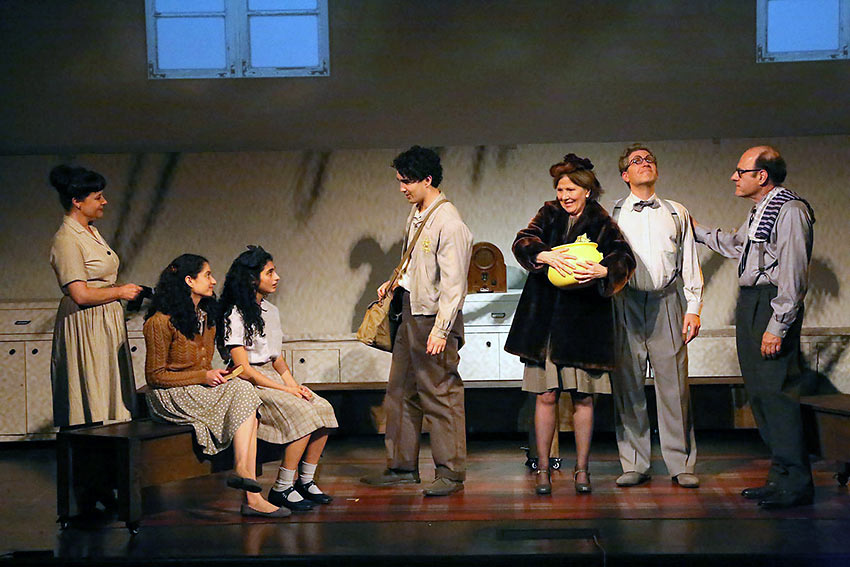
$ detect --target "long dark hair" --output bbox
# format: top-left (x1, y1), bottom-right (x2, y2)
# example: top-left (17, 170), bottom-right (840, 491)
top-left (146, 254), bottom-right (216, 340)
top-left (217, 245), bottom-right (273, 357)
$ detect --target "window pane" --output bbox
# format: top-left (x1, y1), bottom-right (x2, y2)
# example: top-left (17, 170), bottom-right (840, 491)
top-left (249, 15), bottom-right (319, 68)
top-left (767, 0), bottom-right (840, 52)
top-left (155, 0), bottom-right (224, 13)
top-left (156, 17), bottom-right (226, 69)
top-left (249, 0), bottom-right (318, 10)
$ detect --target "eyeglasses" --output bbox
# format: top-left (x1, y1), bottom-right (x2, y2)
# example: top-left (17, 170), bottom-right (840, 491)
top-left (628, 155), bottom-right (656, 167)
top-left (733, 168), bottom-right (762, 177)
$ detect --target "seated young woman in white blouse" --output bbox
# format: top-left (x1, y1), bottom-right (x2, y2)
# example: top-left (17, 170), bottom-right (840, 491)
top-left (217, 246), bottom-right (338, 512)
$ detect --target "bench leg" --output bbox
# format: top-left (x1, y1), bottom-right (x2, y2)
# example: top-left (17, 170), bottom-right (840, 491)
top-left (116, 437), bottom-right (143, 531)
top-left (836, 462), bottom-right (850, 487)
top-left (56, 433), bottom-right (71, 529)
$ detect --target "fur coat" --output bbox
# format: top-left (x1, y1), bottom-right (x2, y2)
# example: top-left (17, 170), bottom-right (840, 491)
top-left (504, 199), bottom-right (635, 371)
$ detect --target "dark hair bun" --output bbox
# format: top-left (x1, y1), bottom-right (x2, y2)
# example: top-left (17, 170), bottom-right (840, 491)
top-left (49, 164), bottom-right (74, 193)
top-left (562, 153), bottom-right (594, 171)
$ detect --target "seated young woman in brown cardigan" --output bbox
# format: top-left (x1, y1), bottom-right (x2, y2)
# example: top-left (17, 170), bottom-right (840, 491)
top-left (143, 253), bottom-right (287, 518)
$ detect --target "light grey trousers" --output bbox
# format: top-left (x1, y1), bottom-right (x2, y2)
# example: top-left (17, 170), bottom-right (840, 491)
top-left (611, 285), bottom-right (697, 476)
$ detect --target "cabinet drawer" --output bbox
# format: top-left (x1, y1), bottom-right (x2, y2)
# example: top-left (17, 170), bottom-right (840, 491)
top-left (687, 337), bottom-right (741, 377)
top-left (292, 349), bottom-right (340, 384)
top-left (498, 334), bottom-right (525, 380)
top-left (462, 301), bottom-right (517, 327)
top-left (0, 309), bottom-right (55, 334)
top-left (0, 342), bottom-right (26, 434)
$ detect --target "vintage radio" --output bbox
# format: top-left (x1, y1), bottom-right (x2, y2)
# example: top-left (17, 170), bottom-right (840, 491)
top-left (467, 242), bottom-right (507, 293)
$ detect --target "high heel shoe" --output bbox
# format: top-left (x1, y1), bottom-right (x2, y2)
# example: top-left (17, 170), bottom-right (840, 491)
top-left (574, 468), bottom-right (591, 494)
top-left (535, 469), bottom-right (552, 495)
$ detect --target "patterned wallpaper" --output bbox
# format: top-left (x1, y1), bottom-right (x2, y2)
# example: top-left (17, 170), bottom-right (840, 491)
top-left (2, 135), bottom-right (848, 338)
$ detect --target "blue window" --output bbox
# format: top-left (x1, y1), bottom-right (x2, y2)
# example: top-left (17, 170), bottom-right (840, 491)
top-left (757, 0), bottom-right (849, 62)
top-left (146, 0), bottom-right (329, 79)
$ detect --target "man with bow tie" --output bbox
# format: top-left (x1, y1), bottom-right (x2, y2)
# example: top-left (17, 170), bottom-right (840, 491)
top-left (694, 146), bottom-right (815, 509)
top-left (609, 144), bottom-right (704, 489)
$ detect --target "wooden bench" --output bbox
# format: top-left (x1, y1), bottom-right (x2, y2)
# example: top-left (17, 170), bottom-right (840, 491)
top-left (57, 418), bottom-right (235, 534)
top-left (801, 393), bottom-right (850, 486)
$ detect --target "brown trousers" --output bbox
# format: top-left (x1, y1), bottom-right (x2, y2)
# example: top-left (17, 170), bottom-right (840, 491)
top-left (384, 290), bottom-right (467, 481)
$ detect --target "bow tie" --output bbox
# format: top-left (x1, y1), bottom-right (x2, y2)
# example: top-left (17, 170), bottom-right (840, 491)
top-left (633, 200), bottom-right (660, 212)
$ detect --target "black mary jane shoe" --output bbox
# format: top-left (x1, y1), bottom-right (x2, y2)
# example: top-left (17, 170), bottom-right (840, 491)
top-left (295, 480), bottom-right (333, 504)
top-left (268, 486), bottom-right (315, 512)
top-left (535, 469), bottom-right (552, 495)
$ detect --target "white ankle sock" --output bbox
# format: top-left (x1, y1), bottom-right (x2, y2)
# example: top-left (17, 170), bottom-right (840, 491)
top-left (299, 461), bottom-right (323, 494)
top-left (273, 467), bottom-right (303, 502)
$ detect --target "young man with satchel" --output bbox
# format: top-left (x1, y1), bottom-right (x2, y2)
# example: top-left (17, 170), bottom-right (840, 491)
top-left (360, 145), bottom-right (473, 496)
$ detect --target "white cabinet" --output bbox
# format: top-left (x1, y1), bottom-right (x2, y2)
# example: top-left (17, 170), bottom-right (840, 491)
top-left (459, 291), bottom-right (523, 382)
top-left (458, 332), bottom-right (500, 381)
top-left (25, 340), bottom-right (53, 434)
top-left (0, 342), bottom-right (27, 435)
top-left (292, 349), bottom-right (340, 384)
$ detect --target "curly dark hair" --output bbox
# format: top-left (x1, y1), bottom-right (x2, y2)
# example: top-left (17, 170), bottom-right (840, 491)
top-left (549, 153), bottom-right (603, 200)
top-left (392, 145), bottom-right (443, 187)
top-left (216, 245), bottom-right (274, 358)
top-left (146, 254), bottom-right (216, 340)
top-left (49, 164), bottom-right (106, 211)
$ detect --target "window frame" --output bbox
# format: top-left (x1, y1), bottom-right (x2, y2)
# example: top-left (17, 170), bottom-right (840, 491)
top-left (145, 0), bottom-right (329, 79)
top-left (756, 0), bottom-right (849, 62)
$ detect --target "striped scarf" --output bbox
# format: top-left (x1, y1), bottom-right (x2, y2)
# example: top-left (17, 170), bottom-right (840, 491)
top-left (747, 187), bottom-right (810, 243)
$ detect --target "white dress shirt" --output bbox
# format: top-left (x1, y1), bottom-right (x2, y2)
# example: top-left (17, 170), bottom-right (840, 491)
top-left (616, 192), bottom-right (703, 316)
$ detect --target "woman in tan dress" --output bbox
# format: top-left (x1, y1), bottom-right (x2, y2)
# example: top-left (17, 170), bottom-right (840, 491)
top-left (49, 165), bottom-right (142, 428)
top-left (143, 254), bottom-right (287, 517)
top-left (217, 246), bottom-right (338, 512)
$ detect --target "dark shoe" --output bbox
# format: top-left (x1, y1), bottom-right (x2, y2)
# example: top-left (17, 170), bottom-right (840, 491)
top-left (574, 468), bottom-right (592, 494)
top-left (423, 477), bottom-right (464, 496)
top-left (535, 469), bottom-right (552, 495)
top-left (360, 468), bottom-right (421, 486)
top-left (758, 489), bottom-right (814, 509)
top-left (672, 473), bottom-right (700, 488)
top-left (616, 471), bottom-right (651, 487)
top-left (227, 475), bottom-right (263, 493)
top-left (240, 503), bottom-right (291, 518)
top-left (741, 482), bottom-right (778, 500)
top-left (268, 486), bottom-right (314, 512)
top-left (295, 480), bottom-right (333, 504)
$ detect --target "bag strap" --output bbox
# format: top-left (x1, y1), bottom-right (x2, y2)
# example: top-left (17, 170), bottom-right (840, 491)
top-left (387, 199), bottom-right (448, 289)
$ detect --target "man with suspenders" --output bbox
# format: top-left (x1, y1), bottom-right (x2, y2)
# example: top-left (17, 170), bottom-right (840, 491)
top-left (610, 144), bottom-right (703, 488)
top-left (694, 146), bottom-right (815, 509)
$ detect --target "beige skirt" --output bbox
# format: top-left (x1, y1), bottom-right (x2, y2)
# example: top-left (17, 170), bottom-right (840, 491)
top-left (522, 355), bottom-right (611, 395)
top-left (50, 296), bottom-right (136, 427)
top-left (253, 362), bottom-right (338, 444)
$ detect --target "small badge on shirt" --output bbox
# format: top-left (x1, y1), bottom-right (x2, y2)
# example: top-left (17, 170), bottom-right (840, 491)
top-left (421, 237), bottom-right (432, 254)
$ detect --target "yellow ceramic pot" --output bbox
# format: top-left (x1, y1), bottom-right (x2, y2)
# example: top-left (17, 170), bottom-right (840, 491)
top-left (546, 238), bottom-right (603, 288)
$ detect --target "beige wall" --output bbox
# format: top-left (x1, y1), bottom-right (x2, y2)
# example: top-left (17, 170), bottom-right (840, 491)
top-left (2, 135), bottom-right (847, 337)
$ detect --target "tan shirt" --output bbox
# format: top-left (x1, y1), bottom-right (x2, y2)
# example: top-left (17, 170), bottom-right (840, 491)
top-left (143, 312), bottom-right (216, 388)
top-left (398, 194), bottom-right (473, 338)
top-left (50, 215), bottom-right (120, 291)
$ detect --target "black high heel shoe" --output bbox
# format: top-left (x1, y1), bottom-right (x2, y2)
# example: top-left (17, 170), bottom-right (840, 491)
top-left (535, 469), bottom-right (552, 495)
top-left (574, 468), bottom-right (592, 494)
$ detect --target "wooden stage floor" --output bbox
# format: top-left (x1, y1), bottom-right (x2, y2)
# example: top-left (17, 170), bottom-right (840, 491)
top-left (1, 431), bottom-right (849, 566)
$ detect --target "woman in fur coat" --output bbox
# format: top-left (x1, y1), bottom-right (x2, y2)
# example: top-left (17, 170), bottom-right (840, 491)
top-left (505, 153), bottom-right (635, 496)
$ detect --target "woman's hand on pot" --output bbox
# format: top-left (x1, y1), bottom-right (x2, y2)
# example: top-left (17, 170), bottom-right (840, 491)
top-left (537, 250), bottom-right (577, 276)
top-left (572, 260), bottom-right (608, 283)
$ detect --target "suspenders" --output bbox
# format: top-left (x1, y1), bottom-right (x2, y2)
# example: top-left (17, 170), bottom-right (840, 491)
top-left (612, 197), bottom-right (684, 282)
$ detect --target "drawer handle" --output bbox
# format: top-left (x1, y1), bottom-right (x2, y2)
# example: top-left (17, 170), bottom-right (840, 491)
top-left (8, 348), bottom-right (15, 355)
top-left (299, 358), bottom-right (306, 364)
top-left (31, 348), bottom-right (39, 355)
top-left (131, 346), bottom-right (138, 353)
top-left (485, 341), bottom-right (492, 348)
top-left (490, 313), bottom-right (506, 319)
top-left (15, 320), bottom-right (31, 325)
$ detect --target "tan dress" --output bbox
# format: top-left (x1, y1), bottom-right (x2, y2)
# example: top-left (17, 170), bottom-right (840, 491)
top-left (522, 356), bottom-right (612, 395)
top-left (49, 216), bottom-right (136, 427)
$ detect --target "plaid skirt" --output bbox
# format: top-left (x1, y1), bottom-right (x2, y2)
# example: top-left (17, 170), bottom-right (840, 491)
top-left (253, 362), bottom-right (338, 444)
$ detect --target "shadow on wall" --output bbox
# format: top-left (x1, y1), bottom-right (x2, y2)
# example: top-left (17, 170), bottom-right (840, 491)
top-left (294, 151), bottom-right (331, 224)
top-left (349, 237), bottom-right (404, 332)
